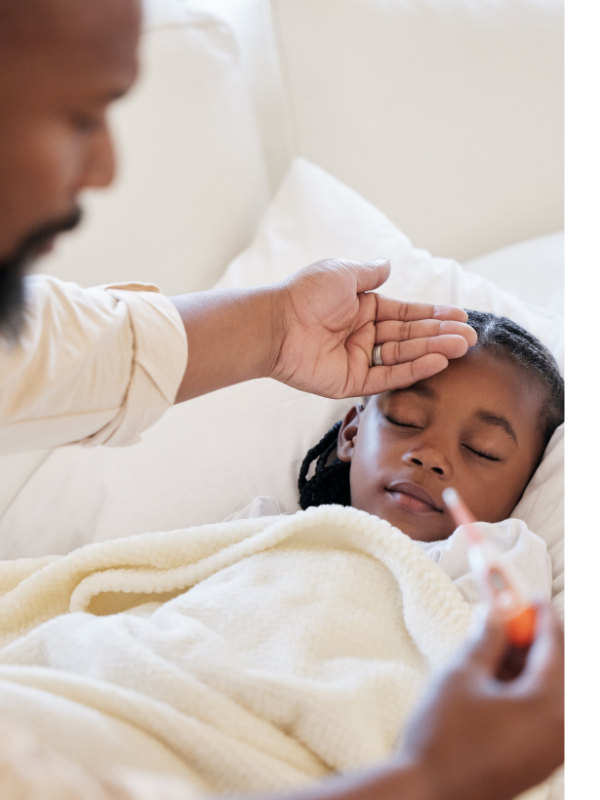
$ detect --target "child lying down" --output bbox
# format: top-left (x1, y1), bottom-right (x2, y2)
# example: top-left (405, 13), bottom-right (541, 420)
top-left (0, 311), bottom-right (564, 796)
top-left (228, 310), bottom-right (565, 605)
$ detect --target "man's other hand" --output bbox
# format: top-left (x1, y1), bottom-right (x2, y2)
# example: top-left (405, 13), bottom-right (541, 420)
top-left (398, 603), bottom-right (564, 800)
top-left (270, 258), bottom-right (477, 398)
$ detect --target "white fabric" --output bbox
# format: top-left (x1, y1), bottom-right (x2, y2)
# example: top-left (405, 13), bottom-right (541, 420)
top-left (0, 161), bottom-right (564, 620)
top-left (37, 0), bottom-right (270, 295)
top-left (0, 505), bottom-right (550, 798)
top-left (463, 232), bottom-right (564, 316)
top-left (513, 425), bottom-right (564, 617)
top-left (419, 521), bottom-right (552, 606)
top-left (0, 275), bottom-right (187, 455)
top-left (192, 0), bottom-right (292, 194)
top-left (216, 159), bottom-right (564, 368)
top-left (0, 716), bottom-right (207, 800)
top-left (271, 0), bottom-right (563, 262)
top-left (0, 450), bottom-right (52, 524)
top-left (36, 0), bottom-right (563, 294)
top-left (223, 495), bottom-right (288, 522)
top-left (227, 497), bottom-right (553, 606)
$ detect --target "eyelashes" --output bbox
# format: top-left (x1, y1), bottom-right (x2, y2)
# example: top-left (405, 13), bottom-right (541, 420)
top-left (385, 416), bottom-right (501, 462)
top-left (463, 445), bottom-right (501, 462)
top-left (385, 415), bottom-right (421, 429)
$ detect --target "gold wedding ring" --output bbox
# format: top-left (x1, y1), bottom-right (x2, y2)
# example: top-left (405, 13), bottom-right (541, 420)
top-left (372, 344), bottom-right (383, 367)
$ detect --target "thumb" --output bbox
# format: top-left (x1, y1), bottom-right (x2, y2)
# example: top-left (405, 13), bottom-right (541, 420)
top-left (463, 606), bottom-right (509, 673)
top-left (520, 603), bottom-right (564, 686)
top-left (345, 257), bottom-right (391, 294)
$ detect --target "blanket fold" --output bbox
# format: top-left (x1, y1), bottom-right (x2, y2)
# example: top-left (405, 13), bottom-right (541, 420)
top-left (0, 505), bottom-right (550, 798)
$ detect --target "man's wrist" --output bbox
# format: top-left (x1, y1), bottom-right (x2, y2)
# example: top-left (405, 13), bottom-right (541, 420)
top-left (264, 280), bottom-right (291, 381)
top-left (276, 756), bottom-right (440, 800)
top-left (372, 756), bottom-right (439, 800)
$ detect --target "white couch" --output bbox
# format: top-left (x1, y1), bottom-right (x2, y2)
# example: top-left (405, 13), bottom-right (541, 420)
top-left (37, 0), bottom-right (563, 294)
top-left (2, 0), bottom-right (564, 531)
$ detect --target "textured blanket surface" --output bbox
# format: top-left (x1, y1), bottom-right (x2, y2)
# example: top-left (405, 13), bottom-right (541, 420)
top-left (0, 506), bottom-right (553, 798)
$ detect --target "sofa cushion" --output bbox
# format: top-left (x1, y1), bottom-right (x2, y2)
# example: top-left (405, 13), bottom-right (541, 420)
top-left (37, 0), bottom-right (270, 295)
top-left (272, 0), bottom-right (563, 261)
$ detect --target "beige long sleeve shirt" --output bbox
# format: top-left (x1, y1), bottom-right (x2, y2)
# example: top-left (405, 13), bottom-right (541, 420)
top-left (0, 275), bottom-right (188, 455)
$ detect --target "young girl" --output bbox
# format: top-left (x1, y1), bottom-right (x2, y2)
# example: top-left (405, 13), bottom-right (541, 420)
top-left (299, 311), bottom-right (563, 532)
top-left (294, 310), bottom-right (564, 602)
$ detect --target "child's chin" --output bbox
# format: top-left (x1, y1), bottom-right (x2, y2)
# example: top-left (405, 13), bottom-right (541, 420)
top-left (381, 511), bottom-right (452, 543)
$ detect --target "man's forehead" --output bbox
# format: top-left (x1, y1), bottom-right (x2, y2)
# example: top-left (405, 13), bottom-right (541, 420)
top-left (0, 0), bottom-right (141, 62)
top-left (1, 0), bottom-right (140, 35)
top-left (0, 0), bottom-right (141, 98)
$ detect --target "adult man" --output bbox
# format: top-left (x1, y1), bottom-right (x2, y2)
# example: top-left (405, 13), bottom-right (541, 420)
top-left (0, 1), bottom-right (563, 799)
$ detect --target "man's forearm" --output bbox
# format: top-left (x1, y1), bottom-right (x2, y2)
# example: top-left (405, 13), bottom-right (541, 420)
top-left (171, 286), bottom-right (285, 403)
top-left (263, 758), bottom-right (435, 800)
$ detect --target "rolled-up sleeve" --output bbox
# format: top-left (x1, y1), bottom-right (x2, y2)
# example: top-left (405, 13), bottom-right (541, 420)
top-left (0, 275), bottom-right (188, 454)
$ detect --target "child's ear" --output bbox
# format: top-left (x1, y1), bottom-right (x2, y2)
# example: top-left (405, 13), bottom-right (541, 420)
top-left (337, 403), bottom-right (364, 463)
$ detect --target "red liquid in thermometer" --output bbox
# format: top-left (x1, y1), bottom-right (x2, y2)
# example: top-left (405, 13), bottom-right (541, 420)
top-left (441, 488), bottom-right (537, 649)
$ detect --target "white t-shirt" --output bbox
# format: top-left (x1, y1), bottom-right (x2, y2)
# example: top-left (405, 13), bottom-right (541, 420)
top-left (226, 496), bottom-right (553, 605)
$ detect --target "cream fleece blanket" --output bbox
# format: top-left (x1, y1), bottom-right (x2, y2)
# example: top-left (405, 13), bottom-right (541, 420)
top-left (0, 506), bottom-right (553, 798)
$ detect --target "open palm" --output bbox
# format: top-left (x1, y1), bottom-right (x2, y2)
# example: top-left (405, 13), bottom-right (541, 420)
top-left (271, 258), bottom-right (477, 398)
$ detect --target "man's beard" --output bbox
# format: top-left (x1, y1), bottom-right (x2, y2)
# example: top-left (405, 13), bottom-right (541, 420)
top-left (0, 208), bottom-right (82, 339)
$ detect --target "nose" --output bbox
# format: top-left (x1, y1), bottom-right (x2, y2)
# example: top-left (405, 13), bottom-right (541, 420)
top-left (402, 444), bottom-right (452, 478)
top-left (78, 122), bottom-right (117, 190)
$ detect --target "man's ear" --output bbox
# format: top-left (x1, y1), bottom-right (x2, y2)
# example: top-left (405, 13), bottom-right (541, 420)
top-left (337, 403), bottom-right (364, 463)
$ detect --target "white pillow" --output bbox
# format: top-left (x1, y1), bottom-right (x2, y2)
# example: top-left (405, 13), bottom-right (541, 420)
top-left (513, 425), bottom-right (564, 616)
top-left (35, 0), bottom-right (270, 295)
top-left (0, 159), bottom-right (564, 612)
top-left (463, 232), bottom-right (564, 316)
top-left (216, 159), bottom-right (564, 370)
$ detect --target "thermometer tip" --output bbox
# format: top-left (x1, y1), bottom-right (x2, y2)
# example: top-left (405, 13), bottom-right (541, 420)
top-left (442, 487), bottom-right (458, 508)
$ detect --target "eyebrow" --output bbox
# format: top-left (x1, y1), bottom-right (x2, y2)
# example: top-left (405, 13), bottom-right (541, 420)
top-left (392, 388), bottom-right (519, 444)
top-left (392, 385), bottom-right (437, 400)
top-left (475, 410), bottom-right (518, 445)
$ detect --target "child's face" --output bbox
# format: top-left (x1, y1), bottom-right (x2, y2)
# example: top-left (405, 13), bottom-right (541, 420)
top-left (337, 348), bottom-right (545, 542)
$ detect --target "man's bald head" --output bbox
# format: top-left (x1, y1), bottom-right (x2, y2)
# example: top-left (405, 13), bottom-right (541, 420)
top-left (0, 0), bottom-right (141, 81)
top-left (0, 0), bottom-right (141, 44)
top-left (0, 0), bottom-right (141, 334)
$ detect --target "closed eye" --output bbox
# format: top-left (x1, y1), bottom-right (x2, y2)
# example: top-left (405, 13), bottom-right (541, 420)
top-left (385, 415), bottom-right (422, 429)
top-left (464, 445), bottom-right (500, 462)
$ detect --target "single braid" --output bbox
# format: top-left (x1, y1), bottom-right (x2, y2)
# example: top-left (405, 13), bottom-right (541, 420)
top-left (298, 421), bottom-right (351, 509)
top-left (299, 310), bottom-right (564, 510)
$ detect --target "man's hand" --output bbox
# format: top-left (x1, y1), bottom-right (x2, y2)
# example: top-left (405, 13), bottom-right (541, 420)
top-left (397, 603), bottom-right (564, 800)
top-left (173, 257), bottom-right (476, 403)
top-left (270, 258), bottom-right (477, 398)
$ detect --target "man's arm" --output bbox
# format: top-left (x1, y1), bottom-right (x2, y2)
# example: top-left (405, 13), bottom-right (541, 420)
top-left (171, 258), bottom-right (477, 403)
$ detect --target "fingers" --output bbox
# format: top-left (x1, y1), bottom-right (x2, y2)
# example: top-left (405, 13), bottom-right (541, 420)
top-left (362, 354), bottom-right (450, 394)
top-left (375, 334), bottom-right (470, 366)
top-left (519, 604), bottom-right (564, 691)
top-left (460, 607), bottom-right (510, 673)
top-left (376, 319), bottom-right (477, 348)
top-left (375, 295), bottom-right (470, 324)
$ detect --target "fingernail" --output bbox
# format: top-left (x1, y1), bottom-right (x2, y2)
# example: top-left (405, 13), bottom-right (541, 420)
top-left (372, 256), bottom-right (389, 265)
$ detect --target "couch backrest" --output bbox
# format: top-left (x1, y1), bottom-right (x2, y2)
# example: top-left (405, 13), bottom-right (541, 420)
top-left (268, 0), bottom-right (563, 262)
top-left (38, 0), bottom-right (271, 295)
top-left (38, 0), bottom-right (563, 292)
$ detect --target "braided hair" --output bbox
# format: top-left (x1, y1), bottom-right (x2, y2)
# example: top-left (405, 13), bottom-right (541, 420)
top-left (298, 309), bottom-right (564, 510)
